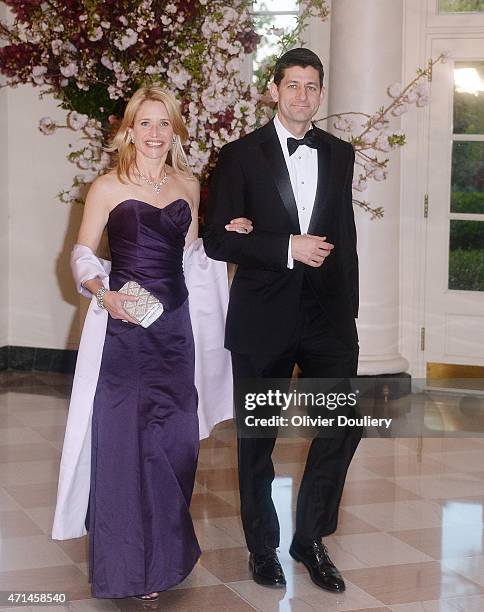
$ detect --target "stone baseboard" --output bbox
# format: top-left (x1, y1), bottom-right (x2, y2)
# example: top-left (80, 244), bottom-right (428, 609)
top-left (0, 346), bottom-right (77, 374)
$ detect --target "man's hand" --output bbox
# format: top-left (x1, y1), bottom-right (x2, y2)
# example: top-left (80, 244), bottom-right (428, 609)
top-left (225, 217), bottom-right (253, 234)
top-left (291, 234), bottom-right (334, 267)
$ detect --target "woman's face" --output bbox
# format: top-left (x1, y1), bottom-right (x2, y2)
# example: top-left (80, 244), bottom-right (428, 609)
top-left (130, 99), bottom-right (174, 161)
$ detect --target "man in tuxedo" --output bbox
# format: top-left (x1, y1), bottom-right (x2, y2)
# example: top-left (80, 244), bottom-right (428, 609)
top-left (203, 48), bottom-right (361, 592)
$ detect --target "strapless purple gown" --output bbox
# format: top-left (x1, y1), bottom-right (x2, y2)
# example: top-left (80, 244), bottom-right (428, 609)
top-left (88, 199), bottom-right (200, 599)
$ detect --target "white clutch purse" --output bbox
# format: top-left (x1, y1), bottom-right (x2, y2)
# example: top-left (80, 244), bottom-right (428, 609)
top-left (118, 281), bottom-right (164, 328)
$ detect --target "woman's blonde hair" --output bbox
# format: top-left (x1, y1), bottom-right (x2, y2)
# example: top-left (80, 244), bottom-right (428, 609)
top-left (107, 86), bottom-right (192, 183)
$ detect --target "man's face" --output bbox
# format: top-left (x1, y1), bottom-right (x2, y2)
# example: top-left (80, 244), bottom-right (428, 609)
top-left (269, 65), bottom-right (324, 129)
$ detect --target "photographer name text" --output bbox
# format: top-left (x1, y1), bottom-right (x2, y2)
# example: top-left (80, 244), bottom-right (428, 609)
top-left (244, 415), bottom-right (392, 429)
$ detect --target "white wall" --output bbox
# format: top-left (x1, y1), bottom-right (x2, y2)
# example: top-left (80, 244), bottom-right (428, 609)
top-left (7, 85), bottom-right (82, 350)
top-left (0, 4), bottom-right (9, 347)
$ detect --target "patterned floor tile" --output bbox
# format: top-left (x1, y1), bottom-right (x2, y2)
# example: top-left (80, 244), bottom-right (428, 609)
top-left (0, 443), bottom-right (60, 464)
top-left (0, 565), bottom-right (91, 600)
top-left (190, 492), bottom-right (239, 519)
top-left (195, 467), bottom-right (239, 491)
top-left (0, 510), bottom-right (44, 538)
top-left (114, 584), bottom-right (256, 611)
top-left (341, 478), bottom-right (422, 506)
top-left (334, 532), bottom-right (434, 567)
top-left (442, 555), bottom-right (484, 587)
top-left (228, 574), bottom-right (385, 611)
top-left (343, 561), bottom-right (484, 605)
top-left (390, 526), bottom-right (484, 560)
top-left (1, 373), bottom-right (483, 611)
top-left (4, 482), bottom-right (58, 509)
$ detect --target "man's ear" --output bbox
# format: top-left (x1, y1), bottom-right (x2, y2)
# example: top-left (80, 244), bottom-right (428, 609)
top-left (268, 81), bottom-right (279, 104)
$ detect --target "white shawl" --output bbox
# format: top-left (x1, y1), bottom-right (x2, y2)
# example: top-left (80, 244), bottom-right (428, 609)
top-left (52, 239), bottom-right (233, 540)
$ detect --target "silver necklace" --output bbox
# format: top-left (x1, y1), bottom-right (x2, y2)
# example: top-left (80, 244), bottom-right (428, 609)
top-left (136, 168), bottom-right (168, 194)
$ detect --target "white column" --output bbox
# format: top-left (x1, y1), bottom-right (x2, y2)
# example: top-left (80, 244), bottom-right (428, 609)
top-left (328, 0), bottom-right (409, 375)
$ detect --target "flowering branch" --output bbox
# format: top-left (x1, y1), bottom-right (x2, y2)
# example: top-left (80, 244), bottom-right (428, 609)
top-left (0, 0), bottom-right (270, 204)
top-left (254, 0), bottom-right (330, 94)
top-left (314, 52), bottom-right (450, 217)
top-left (0, 0), bottom-right (448, 218)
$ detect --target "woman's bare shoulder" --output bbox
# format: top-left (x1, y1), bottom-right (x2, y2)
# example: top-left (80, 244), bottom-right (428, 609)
top-left (86, 171), bottom-right (128, 211)
top-left (87, 171), bottom-right (115, 196)
top-left (91, 170), bottom-right (120, 192)
top-left (169, 170), bottom-right (199, 205)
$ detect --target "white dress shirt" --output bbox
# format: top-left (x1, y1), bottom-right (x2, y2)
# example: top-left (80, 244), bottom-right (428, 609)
top-left (273, 114), bottom-right (318, 269)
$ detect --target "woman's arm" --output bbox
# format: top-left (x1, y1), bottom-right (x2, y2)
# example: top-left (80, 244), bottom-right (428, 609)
top-left (77, 176), bottom-right (112, 252)
top-left (184, 178), bottom-right (200, 248)
top-left (75, 177), bottom-right (139, 323)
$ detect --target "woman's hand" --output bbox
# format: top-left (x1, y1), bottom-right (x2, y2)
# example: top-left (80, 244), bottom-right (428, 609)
top-left (102, 291), bottom-right (140, 325)
top-left (225, 217), bottom-right (253, 234)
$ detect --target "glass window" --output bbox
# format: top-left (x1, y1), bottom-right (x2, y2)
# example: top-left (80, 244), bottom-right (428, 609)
top-left (454, 62), bottom-right (484, 134)
top-left (449, 220), bottom-right (484, 291)
top-left (251, 1), bottom-right (299, 79)
top-left (448, 61), bottom-right (484, 291)
top-left (451, 142), bottom-right (484, 214)
top-left (439, 0), bottom-right (484, 12)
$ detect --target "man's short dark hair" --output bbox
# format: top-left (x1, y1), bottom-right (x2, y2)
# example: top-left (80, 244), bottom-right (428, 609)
top-left (273, 47), bottom-right (324, 88)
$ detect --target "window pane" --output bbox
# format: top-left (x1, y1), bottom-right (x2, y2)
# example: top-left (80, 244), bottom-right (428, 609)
top-left (449, 220), bottom-right (484, 291)
top-left (252, 14), bottom-right (299, 75)
top-left (439, 0), bottom-right (484, 12)
top-left (451, 141), bottom-right (484, 213)
top-left (454, 62), bottom-right (484, 134)
top-left (253, 0), bottom-right (299, 11)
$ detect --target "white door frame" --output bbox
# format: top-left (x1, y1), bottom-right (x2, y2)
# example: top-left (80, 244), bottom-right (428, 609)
top-left (400, 0), bottom-right (484, 378)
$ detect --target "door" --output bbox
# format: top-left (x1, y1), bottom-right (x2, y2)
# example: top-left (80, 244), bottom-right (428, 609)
top-left (425, 37), bottom-right (484, 372)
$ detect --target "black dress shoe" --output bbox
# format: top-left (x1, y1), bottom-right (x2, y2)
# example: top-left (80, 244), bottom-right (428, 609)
top-left (249, 551), bottom-right (286, 587)
top-left (289, 538), bottom-right (345, 592)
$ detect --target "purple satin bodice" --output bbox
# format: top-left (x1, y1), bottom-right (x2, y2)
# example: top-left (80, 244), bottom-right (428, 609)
top-left (107, 198), bottom-right (191, 311)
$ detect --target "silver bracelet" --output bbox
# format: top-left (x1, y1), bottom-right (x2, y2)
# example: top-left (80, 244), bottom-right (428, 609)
top-left (96, 287), bottom-right (107, 309)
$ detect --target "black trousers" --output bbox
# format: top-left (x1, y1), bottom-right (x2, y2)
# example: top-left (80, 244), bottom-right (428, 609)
top-left (231, 280), bottom-right (362, 555)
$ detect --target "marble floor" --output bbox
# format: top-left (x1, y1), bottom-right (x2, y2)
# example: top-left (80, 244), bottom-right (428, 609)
top-left (0, 372), bottom-right (484, 611)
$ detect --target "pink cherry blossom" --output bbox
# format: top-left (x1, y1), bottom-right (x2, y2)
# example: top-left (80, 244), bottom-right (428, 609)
top-left (387, 82), bottom-right (403, 98)
top-left (60, 63), bottom-right (78, 78)
top-left (391, 103), bottom-right (409, 117)
top-left (39, 117), bottom-right (56, 135)
top-left (68, 111), bottom-right (89, 131)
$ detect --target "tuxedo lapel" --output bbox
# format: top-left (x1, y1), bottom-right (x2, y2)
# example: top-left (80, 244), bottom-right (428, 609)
top-left (259, 122), bottom-right (301, 234)
top-left (308, 134), bottom-right (332, 235)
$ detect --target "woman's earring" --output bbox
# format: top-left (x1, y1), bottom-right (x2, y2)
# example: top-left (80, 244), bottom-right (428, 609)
top-left (172, 136), bottom-right (176, 146)
top-left (130, 136), bottom-right (135, 144)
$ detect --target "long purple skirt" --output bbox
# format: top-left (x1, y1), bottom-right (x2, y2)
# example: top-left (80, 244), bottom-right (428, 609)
top-left (88, 299), bottom-right (200, 598)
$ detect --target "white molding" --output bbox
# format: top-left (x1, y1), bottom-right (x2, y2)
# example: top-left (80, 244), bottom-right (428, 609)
top-left (453, 134), bottom-right (484, 140)
top-left (449, 213), bottom-right (484, 221)
top-left (400, 0), bottom-right (429, 377)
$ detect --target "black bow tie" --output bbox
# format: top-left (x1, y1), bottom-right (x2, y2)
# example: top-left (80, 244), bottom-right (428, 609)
top-left (287, 128), bottom-right (318, 156)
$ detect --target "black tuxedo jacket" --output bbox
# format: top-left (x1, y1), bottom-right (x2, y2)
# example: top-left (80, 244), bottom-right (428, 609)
top-left (203, 119), bottom-right (358, 355)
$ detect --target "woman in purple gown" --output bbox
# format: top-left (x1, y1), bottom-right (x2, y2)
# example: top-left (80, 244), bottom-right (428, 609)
top-left (73, 86), bottom-right (251, 599)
